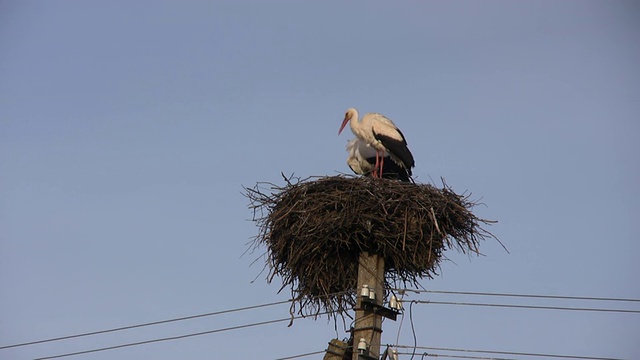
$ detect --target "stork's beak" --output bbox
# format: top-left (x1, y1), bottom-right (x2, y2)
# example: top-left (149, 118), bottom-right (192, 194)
top-left (338, 116), bottom-right (349, 135)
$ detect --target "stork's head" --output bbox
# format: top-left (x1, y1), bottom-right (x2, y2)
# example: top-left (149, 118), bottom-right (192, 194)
top-left (339, 108), bottom-right (357, 135)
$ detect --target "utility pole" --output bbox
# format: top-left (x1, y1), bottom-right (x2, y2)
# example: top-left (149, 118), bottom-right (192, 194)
top-left (353, 251), bottom-right (385, 360)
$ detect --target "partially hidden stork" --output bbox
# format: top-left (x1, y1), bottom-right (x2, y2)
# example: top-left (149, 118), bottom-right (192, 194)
top-left (346, 138), bottom-right (411, 182)
top-left (339, 108), bottom-right (415, 179)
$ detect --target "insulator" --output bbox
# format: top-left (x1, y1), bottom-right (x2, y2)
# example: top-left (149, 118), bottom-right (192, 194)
top-left (360, 284), bottom-right (370, 298)
top-left (389, 295), bottom-right (398, 309)
top-left (357, 338), bottom-right (367, 353)
top-left (390, 348), bottom-right (398, 360)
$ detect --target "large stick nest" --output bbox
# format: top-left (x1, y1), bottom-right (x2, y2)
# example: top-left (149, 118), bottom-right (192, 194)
top-left (245, 175), bottom-right (498, 319)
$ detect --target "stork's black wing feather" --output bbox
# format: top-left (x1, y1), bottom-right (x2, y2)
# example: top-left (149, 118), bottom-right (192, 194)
top-left (362, 156), bottom-right (411, 182)
top-left (372, 132), bottom-right (415, 174)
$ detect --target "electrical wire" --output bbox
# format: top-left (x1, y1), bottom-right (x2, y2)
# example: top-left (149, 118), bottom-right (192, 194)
top-left (6, 288), bottom-right (635, 358)
top-left (395, 294), bottom-right (630, 360)
top-left (408, 351), bottom-right (516, 360)
top-left (2, 291), bottom-right (351, 351)
top-left (394, 307), bottom-right (405, 346)
top-left (274, 350), bottom-right (326, 359)
top-left (414, 300), bottom-right (640, 314)
top-left (390, 289), bottom-right (640, 303)
top-left (34, 311), bottom-right (331, 360)
top-left (0, 299), bottom-right (291, 350)
top-left (408, 300), bottom-right (418, 360)
top-left (395, 345), bottom-right (621, 360)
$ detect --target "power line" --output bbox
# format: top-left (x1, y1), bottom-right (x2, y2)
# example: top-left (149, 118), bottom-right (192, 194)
top-left (34, 311), bottom-right (331, 360)
top-left (274, 350), bottom-right (326, 359)
top-left (395, 344), bottom-right (621, 360)
top-left (0, 299), bottom-right (291, 350)
top-left (400, 351), bottom-right (516, 360)
top-left (409, 300), bottom-right (418, 360)
top-left (391, 289), bottom-right (640, 303)
top-left (6, 288), bottom-right (635, 357)
top-left (414, 300), bottom-right (640, 314)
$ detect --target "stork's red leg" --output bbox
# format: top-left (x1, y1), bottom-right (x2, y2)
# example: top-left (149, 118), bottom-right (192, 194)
top-left (379, 153), bottom-right (385, 178)
top-left (373, 151), bottom-right (380, 178)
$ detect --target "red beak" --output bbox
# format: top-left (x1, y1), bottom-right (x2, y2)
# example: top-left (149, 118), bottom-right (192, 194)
top-left (338, 117), bottom-right (349, 135)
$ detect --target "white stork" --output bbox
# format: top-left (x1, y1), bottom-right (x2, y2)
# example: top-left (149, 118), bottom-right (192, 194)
top-left (346, 138), bottom-right (411, 182)
top-left (339, 108), bottom-right (415, 179)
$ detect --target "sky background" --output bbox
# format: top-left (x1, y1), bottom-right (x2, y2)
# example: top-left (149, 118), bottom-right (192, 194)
top-left (1, 1), bottom-right (639, 359)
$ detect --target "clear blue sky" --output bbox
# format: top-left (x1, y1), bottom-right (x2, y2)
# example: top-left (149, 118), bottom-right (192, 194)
top-left (1, 1), bottom-right (639, 359)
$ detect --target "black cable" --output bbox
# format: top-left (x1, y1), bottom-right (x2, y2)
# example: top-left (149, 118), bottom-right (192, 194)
top-left (2, 291), bottom-right (350, 351)
top-left (274, 350), bottom-right (326, 359)
top-left (394, 305), bottom-right (405, 345)
top-left (409, 300), bottom-right (417, 360)
top-left (7, 288), bottom-right (634, 357)
top-left (34, 311), bottom-right (331, 360)
top-left (0, 299), bottom-right (291, 350)
top-left (395, 345), bottom-right (621, 360)
top-left (390, 289), bottom-right (640, 303)
top-left (415, 300), bottom-right (640, 314)
top-left (407, 351), bottom-right (515, 360)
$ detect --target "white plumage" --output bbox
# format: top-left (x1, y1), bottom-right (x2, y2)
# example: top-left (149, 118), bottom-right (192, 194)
top-left (346, 137), bottom-right (376, 176)
top-left (339, 108), bottom-right (414, 180)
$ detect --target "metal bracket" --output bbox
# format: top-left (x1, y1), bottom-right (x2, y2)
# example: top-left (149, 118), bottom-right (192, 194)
top-left (360, 297), bottom-right (401, 321)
